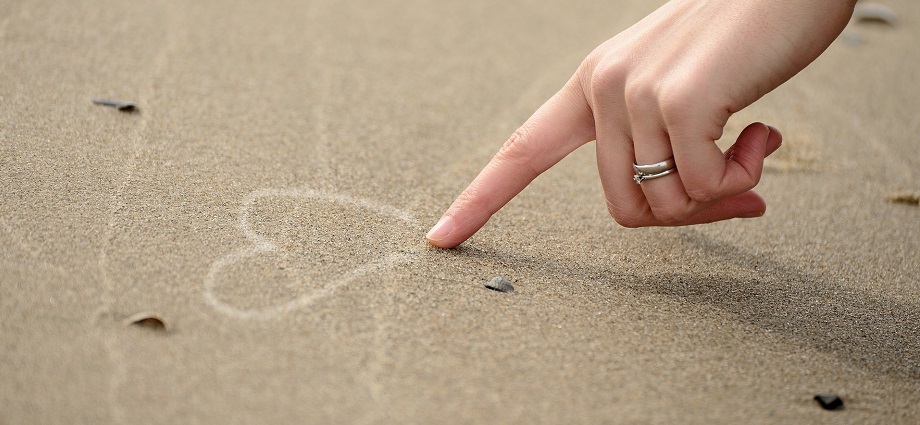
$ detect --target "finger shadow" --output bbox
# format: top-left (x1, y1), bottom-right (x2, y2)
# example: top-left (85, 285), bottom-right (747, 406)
top-left (625, 229), bottom-right (919, 381)
top-left (440, 231), bottom-right (919, 382)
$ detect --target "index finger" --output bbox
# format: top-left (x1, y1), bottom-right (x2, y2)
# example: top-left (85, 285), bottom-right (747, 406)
top-left (426, 83), bottom-right (593, 248)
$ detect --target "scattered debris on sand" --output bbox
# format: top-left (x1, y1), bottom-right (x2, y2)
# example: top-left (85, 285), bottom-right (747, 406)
top-left (122, 312), bottom-right (167, 331)
top-left (853, 3), bottom-right (897, 26)
top-left (814, 394), bottom-right (844, 411)
top-left (92, 98), bottom-right (138, 112)
top-left (484, 276), bottom-right (515, 293)
top-left (886, 192), bottom-right (920, 206)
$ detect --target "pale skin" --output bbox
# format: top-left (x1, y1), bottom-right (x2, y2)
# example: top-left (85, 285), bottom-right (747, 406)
top-left (427, 0), bottom-right (858, 248)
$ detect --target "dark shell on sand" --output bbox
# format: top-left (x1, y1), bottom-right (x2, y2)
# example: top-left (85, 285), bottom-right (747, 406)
top-left (814, 394), bottom-right (844, 410)
top-left (853, 3), bottom-right (897, 26)
top-left (92, 98), bottom-right (138, 112)
top-left (122, 312), bottom-right (167, 331)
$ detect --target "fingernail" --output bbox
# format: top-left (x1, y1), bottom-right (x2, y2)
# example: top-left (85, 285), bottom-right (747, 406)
top-left (739, 210), bottom-right (765, 218)
top-left (426, 216), bottom-right (455, 242)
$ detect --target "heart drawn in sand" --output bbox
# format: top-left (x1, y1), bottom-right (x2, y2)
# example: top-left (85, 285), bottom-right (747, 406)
top-left (203, 188), bottom-right (420, 320)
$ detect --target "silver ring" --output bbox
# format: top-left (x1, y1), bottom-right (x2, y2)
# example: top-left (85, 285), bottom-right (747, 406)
top-left (633, 157), bottom-right (677, 184)
top-left (633, 157), bottom-right (675, 175)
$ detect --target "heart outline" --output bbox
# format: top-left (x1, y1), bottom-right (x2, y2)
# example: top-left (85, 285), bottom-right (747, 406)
top-left (203, 188), bottom-right (418, 320)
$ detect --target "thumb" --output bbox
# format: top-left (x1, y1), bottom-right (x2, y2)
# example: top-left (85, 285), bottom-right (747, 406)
top-left (675, 123), bottom-right (783, 225)
top-left (721, 122), bottom-right (774, 190)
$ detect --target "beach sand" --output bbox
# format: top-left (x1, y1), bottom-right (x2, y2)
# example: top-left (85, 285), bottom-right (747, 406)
top-left (1, 0), bottom-right (918, 423)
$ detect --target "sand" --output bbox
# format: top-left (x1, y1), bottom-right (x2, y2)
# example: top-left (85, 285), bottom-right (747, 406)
top-left (2, 0), bottom-right (918, 423)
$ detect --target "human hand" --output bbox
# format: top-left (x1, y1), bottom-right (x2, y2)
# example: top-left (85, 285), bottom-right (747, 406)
top-left (427, 0), bottom-right (856, 248)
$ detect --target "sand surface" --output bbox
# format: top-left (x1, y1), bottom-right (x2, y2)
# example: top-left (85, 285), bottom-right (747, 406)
top-left (2, 0), bottom-right (918, 423)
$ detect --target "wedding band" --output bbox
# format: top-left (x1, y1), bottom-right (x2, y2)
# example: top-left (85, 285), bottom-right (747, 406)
top-left (633, 157), bottom-right (677, 184)
top-left (633, 157), bottom-right (676, 175)
top-left (633, 168), bottom-right (676, 184)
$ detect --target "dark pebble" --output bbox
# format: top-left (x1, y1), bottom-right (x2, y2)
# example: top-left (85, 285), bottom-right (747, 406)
top-left (814, 394), bottom-right (844, 410)
top-left (484, 276), bottom-right (514, 293)
top-left (92, 98), bottom-right (137, 112)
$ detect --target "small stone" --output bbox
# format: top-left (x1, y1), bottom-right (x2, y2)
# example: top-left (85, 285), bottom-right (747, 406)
top-left (92, 98), bottom-right (138, 112)
top-left (814, 394), bottom-right (844, 410)
top-left (484, 276), bottom-right (514, 293)
top-left (122, 312), bottom-right (166, 331)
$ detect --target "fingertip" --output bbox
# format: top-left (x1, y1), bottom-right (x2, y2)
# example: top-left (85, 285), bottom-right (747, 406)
top-left (738, 190), bottom-right (766, 218)
top-left (426, 215), bottom-right (457, 248)
top-left (765, 124), bottom-right (783, 157)
top-left (766, 125), bottom-right (781, 138)
top-left (738, 208), bottom-right (766, 218)
top-left (747, 122), bottom-right (772, 145)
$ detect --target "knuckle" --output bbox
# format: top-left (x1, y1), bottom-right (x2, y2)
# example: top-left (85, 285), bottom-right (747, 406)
top-left (657, 78), bottom-right (729, 138)
top-left (496, 127), bottom-right (536, 167)
top-left (684, 185), bottom-right (720, 204)
top-left (615, 215), bottom-right (647, 229)
top-left (494, 127), bottom-right (542, 179)
top-left (650, 204), bottom-right (693, 226)
top-left (623, 79), bottom-right (656, 110)
top-left (455, 185), bottom-right (492, 215)
top-left (605, 198), bottom-right (648, 228)
top-left (588, 60), bottom-right (627, 99)
top-left (657, 83), bottom-right (695, 122)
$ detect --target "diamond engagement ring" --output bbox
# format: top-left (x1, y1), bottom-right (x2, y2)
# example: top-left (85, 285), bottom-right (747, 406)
top-left (633, 157), bottom-right (677, 184)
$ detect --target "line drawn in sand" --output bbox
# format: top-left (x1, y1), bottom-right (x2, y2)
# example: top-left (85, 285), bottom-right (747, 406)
top-left (203, 188), bottom-right (421, 320)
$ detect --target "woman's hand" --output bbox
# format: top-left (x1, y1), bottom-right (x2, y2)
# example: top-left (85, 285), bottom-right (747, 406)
top-left (427, 0), bottom-right (856, 248)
